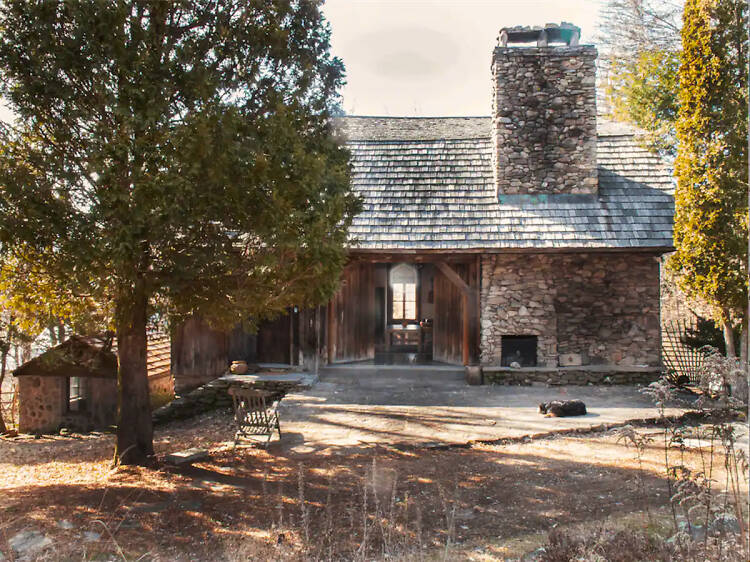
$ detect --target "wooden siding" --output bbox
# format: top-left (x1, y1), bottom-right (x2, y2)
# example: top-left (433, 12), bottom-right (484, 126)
top-left (433, 264), bottom-right (465, 364)
top-left (298, 306), bottom-right (326, 372)
top-left (329, 262), bottom-right (375, 362)
top-left (171, 316), bottom-right (228, 391)
top-left (256, 313), bottom-right (292, 364)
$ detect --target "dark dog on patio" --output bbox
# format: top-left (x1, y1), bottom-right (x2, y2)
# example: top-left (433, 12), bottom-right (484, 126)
top-left (538, 400), bottom-right (587, 417)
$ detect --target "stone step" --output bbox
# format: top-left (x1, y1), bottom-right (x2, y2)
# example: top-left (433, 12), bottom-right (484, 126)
top-left (256, 362), bottom-right (303, 373)
top-left (320, 365), bottom-right (465, 388)
top-left (165, 448), bottom-right (209, 466)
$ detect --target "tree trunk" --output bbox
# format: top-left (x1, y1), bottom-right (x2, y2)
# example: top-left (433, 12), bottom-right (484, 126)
top-left (741, 317), bottom-right (748, 371)
top-left (20, 341), bottom-right (32, 364)
top-left (0, 348), bottom-right (8, 434)
top-left (114, 280), bottom-right (153, 466)
top-left (723, 318), bottom-right (737, 358)
top-left (47, 325), bottom-right (57, 346)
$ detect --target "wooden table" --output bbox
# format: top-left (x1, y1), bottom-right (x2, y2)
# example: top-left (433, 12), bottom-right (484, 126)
top-left (386, 324), bottom-right (431, 353)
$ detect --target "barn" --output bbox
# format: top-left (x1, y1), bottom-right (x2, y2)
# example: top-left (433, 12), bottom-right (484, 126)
top-left (171, 23), bottom-right (674, 388)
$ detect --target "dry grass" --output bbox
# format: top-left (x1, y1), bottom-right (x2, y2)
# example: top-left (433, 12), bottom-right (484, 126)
top-left (0, 409), bottom-right (747, 560)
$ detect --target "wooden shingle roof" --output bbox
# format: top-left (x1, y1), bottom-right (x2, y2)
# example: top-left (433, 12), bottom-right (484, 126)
top-left (338, 116), bottom-right (674, 252)
top-left (14, 332), bottom-right (172, 379)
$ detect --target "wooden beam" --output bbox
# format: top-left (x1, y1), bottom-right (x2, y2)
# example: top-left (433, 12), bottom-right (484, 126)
top-left (289, 308), bottom-right (295, 366)
top-left (436, 261), bottom-right (471, 296)
top-left (469, 256), bottom-right (480, 364)
top-left (462, 293), bottom-right (469, 365)
top-left (348, 247), bottom-right (673, 257)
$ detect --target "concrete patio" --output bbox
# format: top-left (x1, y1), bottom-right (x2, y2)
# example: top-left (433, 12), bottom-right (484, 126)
top-left (277, 365), bottom-right (685, 453)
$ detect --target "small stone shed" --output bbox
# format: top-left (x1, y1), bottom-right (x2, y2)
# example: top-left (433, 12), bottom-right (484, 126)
top-left (13, 334), bottom-right (174, 434)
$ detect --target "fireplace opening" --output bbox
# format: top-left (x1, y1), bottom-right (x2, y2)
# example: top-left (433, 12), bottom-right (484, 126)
top-left (501, 335), bottom-right (538, 367)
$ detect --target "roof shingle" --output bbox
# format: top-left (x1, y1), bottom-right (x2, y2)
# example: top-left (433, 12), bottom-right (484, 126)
top-left (338, 116), bottom-right (674, 251)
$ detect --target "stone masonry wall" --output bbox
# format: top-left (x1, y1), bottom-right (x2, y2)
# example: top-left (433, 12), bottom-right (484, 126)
top-left (492, 46), bottom-right (598, 194)
top-left (554, 254), bottom-right (661, 366)
top-left (17, 375), bottom-right (119, 433)
top-left (17, 376), bottom-right (65, 434)
top-left (483, 367), bottom-right (661, 386)
top-left (480, 255), bottom-right (558, 367)
top-left (18, 373), bottom-right (173, 434)
top-left (480, 253), bottom-right (661, 368)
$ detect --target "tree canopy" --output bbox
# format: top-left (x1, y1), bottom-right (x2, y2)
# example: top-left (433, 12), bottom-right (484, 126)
top-left (0, 0), bottom-right (359, 464)
top-left (670, 0), bottom-right (748, 356)
top-left (598, 0), bottom-right (683, 157)
top-left (605, 49), bottom-right (680, 157)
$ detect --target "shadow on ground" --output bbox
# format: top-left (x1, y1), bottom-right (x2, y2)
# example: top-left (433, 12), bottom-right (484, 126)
top-left (1, 439), bottom-right (678, 560)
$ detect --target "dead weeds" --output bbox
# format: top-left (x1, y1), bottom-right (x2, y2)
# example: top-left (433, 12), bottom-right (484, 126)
top-left (0, 409), bottom-right (747, 560)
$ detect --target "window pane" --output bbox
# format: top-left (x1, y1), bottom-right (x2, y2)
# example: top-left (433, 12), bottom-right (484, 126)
top-left (393, 283), bottom-right (404, 301)
top-left (393, 300), bottom-right (404, 320)
top-left (392, 282), bottom-right (417, 320)
top-left (404, 301), bottom-right (416, 320)
top-left (69, 377), bottom-right (84, 413)
top-left (69, 377), bottom-right (81, 400)
top-left (405, 283), bottom-right (416, 302)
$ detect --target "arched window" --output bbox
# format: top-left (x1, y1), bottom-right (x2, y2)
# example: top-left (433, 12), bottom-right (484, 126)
top-left (390, 263), bottom-right (417, 321)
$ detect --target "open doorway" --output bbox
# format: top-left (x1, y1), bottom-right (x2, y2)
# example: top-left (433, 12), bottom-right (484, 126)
top-left (373, 263), bottom-right (434, 364)
top-left (328, 259), bottom-right (478, 366)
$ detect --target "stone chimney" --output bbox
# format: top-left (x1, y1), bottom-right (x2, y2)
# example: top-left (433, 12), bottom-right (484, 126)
top-left (492, 23), bottom-right (598, 195)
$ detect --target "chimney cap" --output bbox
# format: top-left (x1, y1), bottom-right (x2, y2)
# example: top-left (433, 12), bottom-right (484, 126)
top-left (498, 22), bottom-right (581, 47)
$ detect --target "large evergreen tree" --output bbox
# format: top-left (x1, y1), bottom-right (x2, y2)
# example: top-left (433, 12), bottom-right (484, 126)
top-left (670, 0), bottom-right (748, 357)
top-left (0, 0), bottom-right (359, 464)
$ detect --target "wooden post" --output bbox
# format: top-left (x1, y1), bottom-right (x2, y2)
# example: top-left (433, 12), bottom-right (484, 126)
top-left (288, 308), bottom-right (294, 366)
top-left (327, 299), bottom-right (336, 364)
top-left (475, 254), bottom-right (482, 363)
top-left (462, 293), bottom-right (469, 365)
top-left (314, 306), bottom-right (320, 375)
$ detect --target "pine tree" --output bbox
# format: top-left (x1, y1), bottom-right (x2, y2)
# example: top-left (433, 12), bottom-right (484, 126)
top-left (670, 0), bottom-right (748, 357)
top-left (0, 1), bottom-right (359, 464)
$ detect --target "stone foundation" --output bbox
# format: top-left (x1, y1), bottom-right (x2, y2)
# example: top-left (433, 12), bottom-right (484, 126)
top-left (480, 252), bottom-right (662, 370)
top-left (152, 372), bottom-right (315, 425)
top-left (483, 366), bottom-right (661, 386)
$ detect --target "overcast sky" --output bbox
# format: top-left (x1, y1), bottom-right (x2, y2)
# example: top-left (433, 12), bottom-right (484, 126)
top-left (323, 0), bottom-right (605, 116)
top-left (0, 1), bottom-right (605, 123)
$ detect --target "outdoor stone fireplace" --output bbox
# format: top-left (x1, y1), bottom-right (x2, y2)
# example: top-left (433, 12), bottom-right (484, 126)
top-left (480, 252), bottom-right (661, 371)
top-left (501, 335), bottom-right (538, 367)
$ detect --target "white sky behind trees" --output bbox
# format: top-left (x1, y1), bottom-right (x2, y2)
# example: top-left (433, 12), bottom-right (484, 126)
top-left (0, 1), bottom-right (605, 122)
top-left (322, 0), bottom-right (605, 116)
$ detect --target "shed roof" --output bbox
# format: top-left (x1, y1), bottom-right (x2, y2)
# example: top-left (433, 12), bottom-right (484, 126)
top-left (337, 116), bottom-right (674, 252)
top-left (13, 336), bottom-right (118, 379)
top-left (14, 333), bottom-right (172, 379)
